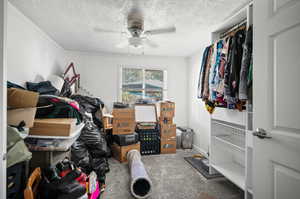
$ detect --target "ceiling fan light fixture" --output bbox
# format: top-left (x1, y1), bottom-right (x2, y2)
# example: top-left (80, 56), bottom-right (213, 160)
top-left (129, 37), bottom-right (143, 48)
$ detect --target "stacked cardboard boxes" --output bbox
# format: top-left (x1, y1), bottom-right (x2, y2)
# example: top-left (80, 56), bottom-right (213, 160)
top-left (112, 108), bottom-right (135, 135)
top-left (159, 101), bottom-right (176, 154)
top-left (7, 88), bottom-right (39, 128)
top-left (111, 108), bottom-right (140, 162)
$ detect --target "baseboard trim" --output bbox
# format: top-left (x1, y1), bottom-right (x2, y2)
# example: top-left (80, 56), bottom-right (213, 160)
top-left (193, 145), bottom-right (208, 158)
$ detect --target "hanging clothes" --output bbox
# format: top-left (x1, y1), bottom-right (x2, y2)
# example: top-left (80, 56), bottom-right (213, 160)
top-left (239, 26), bottom-right (253, 100)
top-left (209, 40), bottom-right (224, 101)
top-left (202, 45), bottom-right (214, 100)
top-left (224, 29), bottom-right (246, 109)
top-left (215, 37), bottom-right (232, 107)
top-left (197, 46), bottom-right (211, 99)
top-left (196, 21), bottom-right (252, 112)
top-left (216, 37), bottom-right (231, 95)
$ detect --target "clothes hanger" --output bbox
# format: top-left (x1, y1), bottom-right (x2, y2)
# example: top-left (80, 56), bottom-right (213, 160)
top-left (219, 19), bottom-right (247, 40)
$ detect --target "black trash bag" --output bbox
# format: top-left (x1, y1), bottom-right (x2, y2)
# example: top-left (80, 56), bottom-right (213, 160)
top-left (70, 104), bottom-right (110, 185)
top-left (71, 141), bottom-right (109, 184)
top-left (26, 81), bottom-right (58, 95)
top-left (71, 140), bottom-right (90, 170)
top-left (71, 119), bottom-right (110, 184)
top-left (71, 95), bottom-right (104, 113)
top-left (90, 157), bottom-right (109, 184)
top-left (78, 121), bottom-right (108, 157)
top-left (71, 94), bottom-right (104, 128)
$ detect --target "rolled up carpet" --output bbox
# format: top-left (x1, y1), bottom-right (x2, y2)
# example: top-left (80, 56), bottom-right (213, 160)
top-left (127, 150), bottom-right (152, 199)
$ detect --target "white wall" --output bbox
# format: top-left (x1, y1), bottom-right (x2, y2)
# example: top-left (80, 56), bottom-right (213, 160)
top-left (66, 51), bottom-right (188, 126)
top-left (187, 46), bottom-right (211, 155)
top-left (0, 1), bottom-right (7, 198)
top-left (7, 3), bottom-right (66, 86)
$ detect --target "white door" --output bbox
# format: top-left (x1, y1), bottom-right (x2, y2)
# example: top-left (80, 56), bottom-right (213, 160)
top-left (0, 0), bottom-right (7, 198)
top-left (253, 0), bottom-right (300, 199)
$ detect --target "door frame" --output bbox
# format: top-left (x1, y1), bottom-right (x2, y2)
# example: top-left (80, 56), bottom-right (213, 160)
top-left (0, 0), bottom-right (7, 198)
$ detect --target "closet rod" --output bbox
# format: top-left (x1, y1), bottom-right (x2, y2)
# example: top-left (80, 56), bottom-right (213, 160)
top-left (220, 19), bottom-right (247, 39)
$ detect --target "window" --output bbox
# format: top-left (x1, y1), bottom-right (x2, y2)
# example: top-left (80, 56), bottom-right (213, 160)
top-left (120, 67), bottom-right (167, 104)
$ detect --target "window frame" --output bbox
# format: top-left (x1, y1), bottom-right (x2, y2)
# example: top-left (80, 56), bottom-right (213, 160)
top-left (119, 66), bottom-right (167, 104)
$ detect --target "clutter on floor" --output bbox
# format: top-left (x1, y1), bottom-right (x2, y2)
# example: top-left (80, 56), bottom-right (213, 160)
top-left (6, 64), bottom-right (110, 199)
top-left (6, 63), bottom-right (199, 199)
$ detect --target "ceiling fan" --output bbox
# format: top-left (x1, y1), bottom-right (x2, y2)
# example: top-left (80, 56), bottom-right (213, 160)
top-left (94, 6), bottom-right (176, 49)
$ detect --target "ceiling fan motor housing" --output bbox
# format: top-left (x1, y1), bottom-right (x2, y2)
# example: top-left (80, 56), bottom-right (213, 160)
top-left (127, 8), bottom-right (144, 37)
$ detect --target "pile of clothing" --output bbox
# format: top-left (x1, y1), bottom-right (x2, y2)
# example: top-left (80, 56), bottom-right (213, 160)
top-left (198, 25), bottom-right (253, 112)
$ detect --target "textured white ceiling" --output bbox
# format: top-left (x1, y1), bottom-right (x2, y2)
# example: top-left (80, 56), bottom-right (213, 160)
top-left (9, 0), bottom-right (249, 57)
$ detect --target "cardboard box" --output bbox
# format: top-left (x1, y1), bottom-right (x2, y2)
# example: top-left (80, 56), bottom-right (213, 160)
top-left (8, 88), bottom-right (39, 109)
top-left (112, 108), bottom-right (135, 119)
top-left (159, 116), bottom-right (173, 125)
top-left (7, 107), bottom-right (37, 128)
top-left (111, 142), bottom-right (140, 163)
top-left (112, 118), bottom-right (136, 135)
top-left (160, 101), bottom-right (175, 118)
top-left (161, 137), bottom-right (176, 154)
top-left (102, 114), bottom-right (113, 130)
top-left (160, 124), bottom-right (176, 139)
top-left (29, 118), bottom-right (77, 136)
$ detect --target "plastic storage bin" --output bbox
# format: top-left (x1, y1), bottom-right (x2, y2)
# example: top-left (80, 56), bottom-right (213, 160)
top-left (7, 162), bottom-right (26, 199)
top-left (25, 123), bottom-right (84, 151)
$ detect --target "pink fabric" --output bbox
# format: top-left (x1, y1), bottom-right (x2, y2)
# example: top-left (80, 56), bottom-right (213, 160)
top-left (51, 98), bottom-right (60, 103)
top-left (89, 182), bottom-right (100, 199)
top-left (50, 97), bottom-right (80, 111)
top-left (69, 102), bottom-right (80, 111)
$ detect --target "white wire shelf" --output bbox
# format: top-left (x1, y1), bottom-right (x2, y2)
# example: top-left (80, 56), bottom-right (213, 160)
top-left (214, 134), bottom-right (245, 151)
top-left (212, 120), bottom-right (245, 131)
top-left (211, 162), bottom-right (245, 190)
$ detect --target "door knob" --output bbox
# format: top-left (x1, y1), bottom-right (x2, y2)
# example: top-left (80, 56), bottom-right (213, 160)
top-left (253, 128), bottom-right (272, 139)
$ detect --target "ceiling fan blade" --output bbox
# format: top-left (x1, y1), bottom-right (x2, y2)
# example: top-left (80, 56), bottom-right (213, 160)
top-left (116, 40), bottom-right (129, 48)
top-left (143, 38), bottom-right (158, 48)
top-left (144, 26), bottom-right (176, 35)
